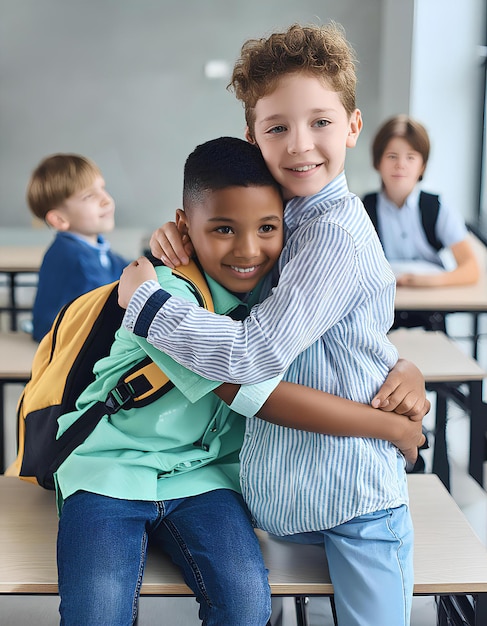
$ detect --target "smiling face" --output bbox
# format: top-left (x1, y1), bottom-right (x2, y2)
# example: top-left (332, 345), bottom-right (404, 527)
top-left (46, 175), bottom-right (116, 243)
top-left (248, 73), bottom-right (362, 200)
top-left (378, 136), bottom-right (426, 207)
top-left (179, 185), bottom-right (283, 294)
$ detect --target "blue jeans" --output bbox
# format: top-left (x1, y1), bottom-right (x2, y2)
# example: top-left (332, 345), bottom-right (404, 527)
top-left (278, 504), bottom-right (414, 626)
top-left (57, 489), bottom-right (271, 626)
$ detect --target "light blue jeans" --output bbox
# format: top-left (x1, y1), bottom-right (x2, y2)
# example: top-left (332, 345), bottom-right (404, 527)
top-left (57, 489), bottom-right (271, 626)
top-left (279, 504), bottom-right (414, 626)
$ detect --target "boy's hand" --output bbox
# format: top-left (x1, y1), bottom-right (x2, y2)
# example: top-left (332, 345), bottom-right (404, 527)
top-left (390, 414), bottom-right (426, 466)
top-left (150, 222), bottom-right (193, 268)
top-left (371, 358), bottom-right (430, 421)
top-left (396, 273), bottom-right (439, 288)
top-left (118, 257), bottom-right (157, 309)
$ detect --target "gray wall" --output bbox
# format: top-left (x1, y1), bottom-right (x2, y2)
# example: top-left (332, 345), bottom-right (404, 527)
top-left (0, 0), bottom-right (386, 231)
top-left (0, 0), bottom-right (484, 235)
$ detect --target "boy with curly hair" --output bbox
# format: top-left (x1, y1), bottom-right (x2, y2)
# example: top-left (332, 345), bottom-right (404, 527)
top-left (120, 24), bottom-right (422, 625)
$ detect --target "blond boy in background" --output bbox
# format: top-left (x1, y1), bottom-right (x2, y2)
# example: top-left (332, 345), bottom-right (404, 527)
top-left (27, 154), bottom-right (128, 341)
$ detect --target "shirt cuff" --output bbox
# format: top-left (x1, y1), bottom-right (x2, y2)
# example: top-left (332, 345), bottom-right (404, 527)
top-left (229, 374), bottom-right (283, 417)
top-left (122, 280), bottom-right (169, 337)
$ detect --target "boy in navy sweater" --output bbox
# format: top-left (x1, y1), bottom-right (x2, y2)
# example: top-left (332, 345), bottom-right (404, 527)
top-left (27, 153), bottom-right (128, 341)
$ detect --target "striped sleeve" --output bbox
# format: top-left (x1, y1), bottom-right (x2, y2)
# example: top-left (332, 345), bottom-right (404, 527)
top-left (122, 219), bottom-right (366, 385)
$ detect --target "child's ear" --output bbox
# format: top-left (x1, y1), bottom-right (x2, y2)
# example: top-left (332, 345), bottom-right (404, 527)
top-left (245, 127), bottom-right (256, 144)
top-left (175, 208), bottom-right (189, 235)
top-left (45, 209), bottom-right (70, 231)
top-left (346, 109), bottom-right (363, 148)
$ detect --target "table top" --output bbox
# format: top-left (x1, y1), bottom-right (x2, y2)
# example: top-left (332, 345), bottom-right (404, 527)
top-left (389, 328), bottom-right (487, 382)
top-left (0, 246), bottom-right (46, 274)
top-left (0, 228), bottom-right (149, 273)
top-left (0, 332), bottom-right (37, 380)
top-left (0, 474), bottom-right (486, 595)
top-left (394, 235), bottom-right (487, 312)
top-left (395, 274), bottom-right (487, 311)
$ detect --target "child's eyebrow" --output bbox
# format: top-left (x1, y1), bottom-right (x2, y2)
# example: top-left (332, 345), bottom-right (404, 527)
top-left (259, 108), bottom-right (339, 124)
top-left (206, 215), bottom-right (282, 223)
top-left (259, 215), bottom-right (282, 222)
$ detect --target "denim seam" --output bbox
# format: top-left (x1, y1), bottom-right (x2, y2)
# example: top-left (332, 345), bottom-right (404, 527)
top-left (163, 518), bottom-right (212, 606)
top-left (131, 531), bottom-right (149, 623)
top-left (385, 507), bottom-right (408, 625)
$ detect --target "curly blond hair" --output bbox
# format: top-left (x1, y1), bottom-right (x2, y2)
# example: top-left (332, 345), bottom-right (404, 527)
top-left (229, 22), bottom-right (358, 136)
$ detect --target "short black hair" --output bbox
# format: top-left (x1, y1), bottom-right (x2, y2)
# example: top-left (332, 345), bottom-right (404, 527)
top-left (183, 136), bottom-right (281, 209)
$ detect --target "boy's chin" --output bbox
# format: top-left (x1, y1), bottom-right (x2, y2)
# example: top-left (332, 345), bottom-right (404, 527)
top-left (222, 279), bottom-right (260, 296)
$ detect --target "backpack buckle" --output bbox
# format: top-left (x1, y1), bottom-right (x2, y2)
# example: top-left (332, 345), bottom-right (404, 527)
top-left (105, 382), bottom-right (136, 414)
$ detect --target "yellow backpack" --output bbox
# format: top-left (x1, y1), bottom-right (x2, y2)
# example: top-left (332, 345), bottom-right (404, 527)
top-left (6, 259), bottom-right (213, 489)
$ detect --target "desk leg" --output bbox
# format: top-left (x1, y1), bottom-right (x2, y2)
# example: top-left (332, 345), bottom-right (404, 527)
top-left (437, 594), bottom-right (475, 625)
top-left (294, 596), bottom-right (309, 626)
top-left (472, 313), bottom-right (480, 360)
top-left (475, 592), bottom-right (487, 626)
top-left (468, 380), bottom-right (486, 488)
top-left (429, 387), bottom-right (451, 491)
top-left (8, 273), bottom-right (18, 332)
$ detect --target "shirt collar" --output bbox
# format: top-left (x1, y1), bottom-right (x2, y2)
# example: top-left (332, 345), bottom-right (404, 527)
top-left (379, 185), bottom-right (421, 211)
top-left (204, 273), bottom-right (263, 315)
top-left (284, 172), bottom-right (349, 232)
top-left (58, 231), bottom-right (110, 251)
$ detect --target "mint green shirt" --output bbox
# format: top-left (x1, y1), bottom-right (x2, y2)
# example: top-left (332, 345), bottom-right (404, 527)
top-left (54, 266), bottom-right (272, 512)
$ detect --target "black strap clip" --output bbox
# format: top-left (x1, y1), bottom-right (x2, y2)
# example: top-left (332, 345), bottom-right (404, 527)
top-left (104, 381), bottom-right (136, 414)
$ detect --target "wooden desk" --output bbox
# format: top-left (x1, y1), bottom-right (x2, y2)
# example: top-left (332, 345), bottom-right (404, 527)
top-left (389, 328), bottom-right (487, 489)
top-left (394, 235), bottom-right (487, 358)
top-left (395, 271), bottom-right (487, 311)
top-left (0, 246), bottom-right (45, 331)
top-left (0, 475), bottom-right (485, 625)
top-left (0, 333), bottom-right (37, 472)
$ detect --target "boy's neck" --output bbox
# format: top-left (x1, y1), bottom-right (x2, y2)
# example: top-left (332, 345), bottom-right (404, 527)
top-left (382, 188), bottom-right (411, 209)
top-left (63, 231), bottom-right (100, 246)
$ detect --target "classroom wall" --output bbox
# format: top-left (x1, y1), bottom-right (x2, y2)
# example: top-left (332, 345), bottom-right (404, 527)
top-left (0, 0), bottom-right (384, 232)
top-left (0, 0), bottom-right (484, 235)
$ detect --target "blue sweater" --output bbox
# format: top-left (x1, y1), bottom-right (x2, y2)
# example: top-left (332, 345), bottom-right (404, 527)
top-left (32, 232), bottom-right (128, 342)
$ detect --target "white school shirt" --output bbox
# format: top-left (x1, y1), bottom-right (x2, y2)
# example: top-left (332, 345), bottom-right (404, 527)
top-left (123, 172), bottom-right (408, 533)
top-left (376, 187), bottom-right (468, 267)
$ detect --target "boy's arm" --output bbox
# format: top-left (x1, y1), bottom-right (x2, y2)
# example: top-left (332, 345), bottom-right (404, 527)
top-left (119, 260), bottom-right (428, 462)
top-left (215, 380), bottom-right (427, 466)
top-left (396, 238), bottom-right (480, 287)
top-left (120, 217), bottom-right (385, 384)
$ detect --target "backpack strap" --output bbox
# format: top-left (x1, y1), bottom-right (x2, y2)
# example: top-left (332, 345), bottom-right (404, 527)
top-left (45, 357), bottom-right (175, 486)
top-left (418, 192), bottom-right (442, 251)
top-left (173, 260), bottom-right (214, 311)
top-left (362, 193), bottom-right (379, 234)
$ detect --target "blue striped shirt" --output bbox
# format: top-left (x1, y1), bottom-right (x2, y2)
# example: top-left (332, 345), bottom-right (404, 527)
top-left (123, 172), bottom-right (408, 533)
